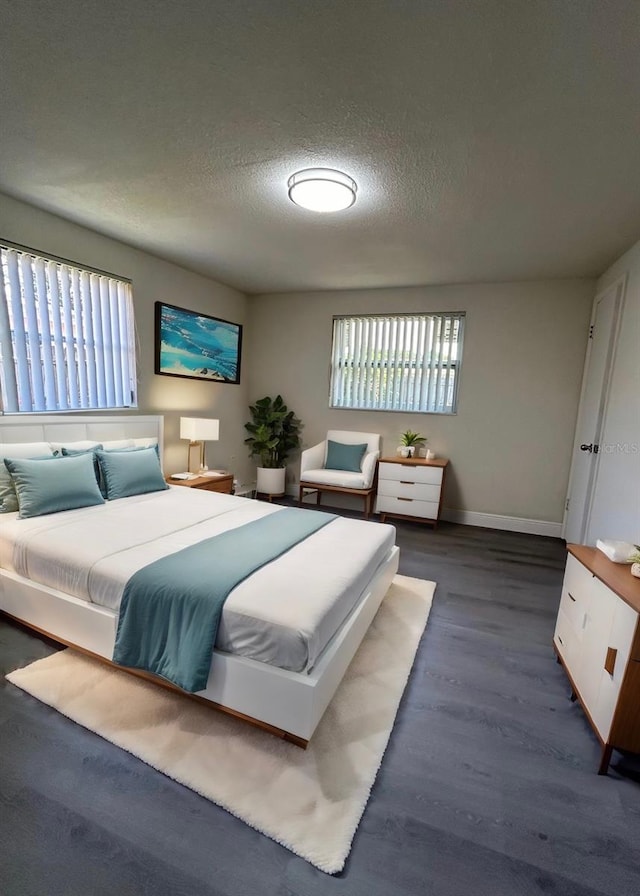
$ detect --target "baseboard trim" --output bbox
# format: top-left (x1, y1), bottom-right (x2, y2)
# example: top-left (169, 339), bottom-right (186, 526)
top-left (288, 485), bottom-right (563, 538)
top-left (441, 508), bottom-right (563, 538)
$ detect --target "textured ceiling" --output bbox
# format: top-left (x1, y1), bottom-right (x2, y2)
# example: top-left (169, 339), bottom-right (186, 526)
top-left (1, 1), bottom-right (639, 294)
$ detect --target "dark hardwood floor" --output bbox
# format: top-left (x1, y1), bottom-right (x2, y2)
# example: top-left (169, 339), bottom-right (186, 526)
top-left (1, 516), bottom-right (639, 896)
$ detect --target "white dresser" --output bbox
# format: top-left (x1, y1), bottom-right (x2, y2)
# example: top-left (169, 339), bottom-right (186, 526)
top-left (375, 457), bottom-right (448, 527)
top-left (554, 545), bottom-right (640, 774)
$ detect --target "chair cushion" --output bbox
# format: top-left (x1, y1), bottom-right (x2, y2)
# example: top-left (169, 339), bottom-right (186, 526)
top-left (301, 468), bottom-right (369, 490)
top-left (326, 440), bottom-right (367, 472)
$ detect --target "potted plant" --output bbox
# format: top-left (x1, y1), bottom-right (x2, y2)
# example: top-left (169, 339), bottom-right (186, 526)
top-left (244, 395), bottom-right (302, 495)
top-left (399, 429), bottom-right (427, 458)
top-left (630, 547), bottom-right (640, 579)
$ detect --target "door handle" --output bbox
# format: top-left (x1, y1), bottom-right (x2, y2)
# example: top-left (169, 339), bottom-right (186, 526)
top-left (580, 443), bottom-right (599, 453)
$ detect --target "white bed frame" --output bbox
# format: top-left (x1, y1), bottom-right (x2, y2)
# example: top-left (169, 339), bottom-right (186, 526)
top-left (0, 415), bottom-right (399, 746)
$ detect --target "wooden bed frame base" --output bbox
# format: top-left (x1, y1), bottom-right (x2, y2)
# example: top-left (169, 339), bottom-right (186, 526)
top-left (0, 547), bottom-right (399, 746)
top-left (2, 609), bottom-right (310, 748)
top-left (0, 414), bottom-right (400, 746)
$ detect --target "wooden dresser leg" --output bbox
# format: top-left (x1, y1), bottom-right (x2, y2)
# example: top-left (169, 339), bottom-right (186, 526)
top-left (598, 743), bottom-right (613, 775)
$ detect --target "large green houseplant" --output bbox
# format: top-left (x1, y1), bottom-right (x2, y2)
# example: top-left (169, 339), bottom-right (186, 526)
top-left (244, 395), bottom-right (302, 495)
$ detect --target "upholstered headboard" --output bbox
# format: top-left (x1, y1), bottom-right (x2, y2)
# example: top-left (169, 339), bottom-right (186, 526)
top-left (0, 415), bottom-right (164, 460)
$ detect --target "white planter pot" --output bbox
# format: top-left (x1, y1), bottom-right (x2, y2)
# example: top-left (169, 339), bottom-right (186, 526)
top-left (256, 466), bottom-right (286, 496)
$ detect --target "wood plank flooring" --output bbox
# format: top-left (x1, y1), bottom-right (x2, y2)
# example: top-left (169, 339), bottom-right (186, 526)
top-left (1, 518), bottom-right (639, 896)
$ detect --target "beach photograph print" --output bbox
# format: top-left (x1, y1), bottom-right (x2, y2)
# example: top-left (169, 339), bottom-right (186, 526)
top-left (155, 302), bottom-right (242, 383)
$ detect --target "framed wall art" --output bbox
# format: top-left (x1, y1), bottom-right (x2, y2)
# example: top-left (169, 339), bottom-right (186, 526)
top-left (155, 301), bottom-right (242, 384)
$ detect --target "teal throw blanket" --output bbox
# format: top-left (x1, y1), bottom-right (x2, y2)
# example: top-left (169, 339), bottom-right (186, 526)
top-left (113, 507), bottom-right (336, 691)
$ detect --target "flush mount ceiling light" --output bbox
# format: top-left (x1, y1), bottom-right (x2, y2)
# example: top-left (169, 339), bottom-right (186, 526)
top-left (287, 168), bottom-right (357, 212)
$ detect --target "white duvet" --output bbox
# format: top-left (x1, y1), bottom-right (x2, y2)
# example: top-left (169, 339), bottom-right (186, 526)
top-left (0, 487), bottom-right (396, 672)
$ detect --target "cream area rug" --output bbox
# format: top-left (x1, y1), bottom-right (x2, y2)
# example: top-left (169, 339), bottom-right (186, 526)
top-left (7, 574), bottom-right (434, 874)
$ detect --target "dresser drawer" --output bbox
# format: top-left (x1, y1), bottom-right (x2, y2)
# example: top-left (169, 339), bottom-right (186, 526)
top-left (378, 462), bottom-right (443, 487)
top-left (375, 494), bottom-right (440, 520)
top-left (557, 585), bottom-right (587, 640)
top-left (377, 478), bottom-right (441, 503)
top-left (554, 607), bottom-right (579, 671)
top-left (563, 553), bottom-right (595, 603)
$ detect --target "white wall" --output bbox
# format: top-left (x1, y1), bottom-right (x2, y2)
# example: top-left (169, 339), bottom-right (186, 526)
top-left (247, 281), bottom-right (595, 529)
top-left (0, 192), bottom-right (252, 484)
top-left (585, 240), bottom-right (640, 543)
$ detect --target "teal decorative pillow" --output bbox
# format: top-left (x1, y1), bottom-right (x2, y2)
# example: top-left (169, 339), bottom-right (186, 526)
top-left (61, 444), bottom-right (105, 493)
top-left (325, 440), bottom-right (368, 472)
top-left (0, 442), bottom-right (55, 513)
top-left (4, 454), bottom-right (105, 519)
top-left (96, 447), bottom-right (169, 500)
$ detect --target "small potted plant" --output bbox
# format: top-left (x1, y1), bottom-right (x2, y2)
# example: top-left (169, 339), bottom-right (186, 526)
top-left (244, 395), bottom-right (302, 495)
top-left (630, 547), bottom-right (640, 579)
top-left (399, 429), bottom-right (427, 458)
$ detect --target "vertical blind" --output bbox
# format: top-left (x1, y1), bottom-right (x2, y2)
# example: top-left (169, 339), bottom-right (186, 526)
top-left (330, 312), bottom-right (465, 413)
top-left (0, 245), bottom-right (137, 413)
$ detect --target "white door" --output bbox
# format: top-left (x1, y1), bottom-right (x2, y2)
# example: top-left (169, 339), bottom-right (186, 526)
top-left (564, 280), bottom-right (624, 543)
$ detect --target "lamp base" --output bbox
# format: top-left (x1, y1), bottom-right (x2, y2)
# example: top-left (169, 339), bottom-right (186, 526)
top-left (187, 441), bottom-right (201, 474)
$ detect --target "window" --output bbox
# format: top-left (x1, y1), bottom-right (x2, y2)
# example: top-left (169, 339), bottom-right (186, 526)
top-left (0, 243), bottom-right (137, 413)
top-left (330, 312), bottom-right (465, 414)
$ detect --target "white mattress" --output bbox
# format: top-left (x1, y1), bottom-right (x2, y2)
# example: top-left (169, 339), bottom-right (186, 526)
top-left (0, 488), bottom-right (396, 673)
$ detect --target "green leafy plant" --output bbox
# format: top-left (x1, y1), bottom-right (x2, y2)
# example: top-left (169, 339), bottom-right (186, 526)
top-left (244, 395), bottom-right (302, 469)
top-left (400, 429), bottom-right (427, 447)
top-left (629, 547), bottom-right (640, 564)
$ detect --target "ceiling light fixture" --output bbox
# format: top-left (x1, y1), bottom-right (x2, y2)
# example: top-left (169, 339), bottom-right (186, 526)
top-left (287, 168), bottom-right (357, 212)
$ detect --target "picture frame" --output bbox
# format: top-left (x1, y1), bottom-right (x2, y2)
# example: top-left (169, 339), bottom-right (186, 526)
top-left (154, 301), bottom-right (242, 384)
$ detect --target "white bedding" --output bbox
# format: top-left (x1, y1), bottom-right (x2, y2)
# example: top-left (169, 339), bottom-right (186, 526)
top-left (0, 487), bottom-right (396, 673)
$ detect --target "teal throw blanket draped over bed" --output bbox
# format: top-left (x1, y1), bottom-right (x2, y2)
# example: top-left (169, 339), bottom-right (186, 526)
top-left (112, 507), bottom-right (336, 692)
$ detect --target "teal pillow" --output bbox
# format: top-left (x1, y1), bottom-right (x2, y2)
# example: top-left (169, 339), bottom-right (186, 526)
top-left (325, 440), bottom-right (368, 472)
top-left (62, 444), bottom-right (105, 494)
top-left (0, 443), bottom-right (55, 512)
top-left (4, 454), bottom-right (105, 519)
top-left (96, 447), bottom-right (169, 500)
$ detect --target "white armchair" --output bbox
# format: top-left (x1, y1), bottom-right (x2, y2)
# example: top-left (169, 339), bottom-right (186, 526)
top-left (299, 430), bottom-right (381, 518)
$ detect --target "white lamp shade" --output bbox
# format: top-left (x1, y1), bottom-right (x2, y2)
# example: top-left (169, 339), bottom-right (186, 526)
top-left (180, 417), bottom-right (220, 441)
top-left (287, 168), bottom-right (357, 212)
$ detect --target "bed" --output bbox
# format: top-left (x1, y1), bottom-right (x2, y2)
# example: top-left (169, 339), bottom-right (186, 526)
top-left (0, 415), bottom-right (399, 746)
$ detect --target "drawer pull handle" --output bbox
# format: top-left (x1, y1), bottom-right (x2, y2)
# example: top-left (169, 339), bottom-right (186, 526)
top-left (568, 592), bottom-right (576, 602)
top-left (400, 480), bottom-right (415, 485)
top-left (604, 647), bottom-right (617, 676)
top-left (558, 635), bottom-right (563, 645)
top-left (397, 497), bottom-right (413, 502)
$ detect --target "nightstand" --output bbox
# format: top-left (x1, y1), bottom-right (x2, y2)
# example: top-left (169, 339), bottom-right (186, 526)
top-left (166, 473), bottom-right (234, 494)
top-left (375, 457), bottom-right (448, 527)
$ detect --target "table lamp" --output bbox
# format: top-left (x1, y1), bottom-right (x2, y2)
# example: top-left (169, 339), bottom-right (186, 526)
top-left (180, 417), bottom-right (220, 473)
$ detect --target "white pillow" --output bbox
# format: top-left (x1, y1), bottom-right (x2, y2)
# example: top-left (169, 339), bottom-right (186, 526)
top-left (131, 437), bottom-right (158, 449)
top-left (102, 439), bottom-right (135, 450)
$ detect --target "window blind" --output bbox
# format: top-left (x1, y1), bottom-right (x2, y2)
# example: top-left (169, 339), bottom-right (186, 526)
top-left (0, 245), bottom-right (137, 413)
top-left (330, 312), bottom-right (465, 413)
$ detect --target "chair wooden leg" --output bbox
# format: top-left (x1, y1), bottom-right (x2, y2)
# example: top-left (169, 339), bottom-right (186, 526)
top-left (298, 485), bottom-right (304, 506)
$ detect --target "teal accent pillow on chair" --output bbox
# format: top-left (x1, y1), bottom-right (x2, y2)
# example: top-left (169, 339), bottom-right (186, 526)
top-left (325, 440), bottom-right (368, 472)
top-left (4, 453), bottom-right (105, 519)
top-left (96, 447), bottom-right (169, 500)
